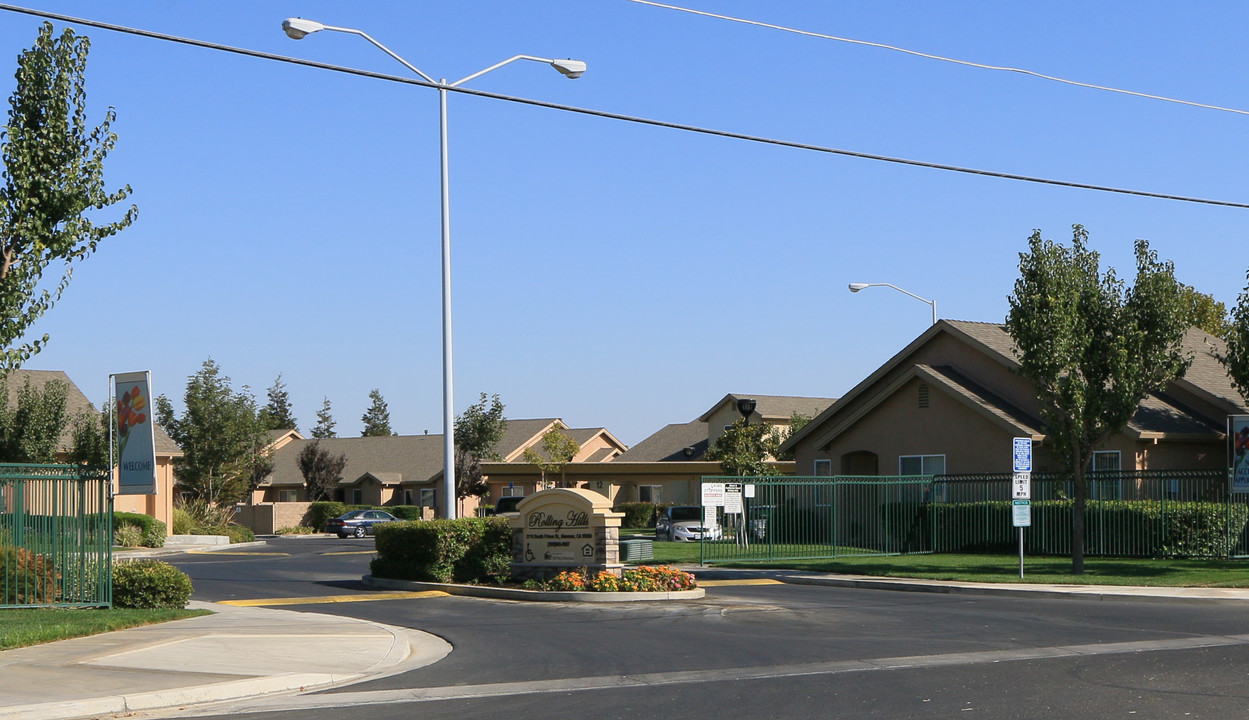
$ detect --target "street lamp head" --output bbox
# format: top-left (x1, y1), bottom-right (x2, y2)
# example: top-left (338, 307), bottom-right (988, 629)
top-left (282, 18), bottom-right (325, 40)
top-left (848, 282), bottom-right (870, 293)
top-left (550, 58), bottom-right (587, 79)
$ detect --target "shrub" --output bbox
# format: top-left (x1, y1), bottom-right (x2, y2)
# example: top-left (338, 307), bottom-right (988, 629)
top-left (1, 547), bottom-right (58, 604)
top-left (171, 507), bottom-right (195, 535)
top-left (200, 524), bottom-right (255, 544)
top-left (112, 560), bottom-right (193, 609)
top-left (307, 501), bottom-right (348, 532)
top-left (370, 517), bottom-right (511, 584)
top-left (113, 512), bottom-right (166, 548)
top-left (276, 525), bottom-right (317, 535)
top-left (615, 502), bottom-right (658, 528)
top-left (386, 505), bottom-right (425, 521)
top-left (113, 523), bottom-right (144, 548)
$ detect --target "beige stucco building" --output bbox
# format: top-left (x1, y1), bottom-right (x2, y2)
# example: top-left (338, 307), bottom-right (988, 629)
top-left (782, 321), bottom-right (1246, 477)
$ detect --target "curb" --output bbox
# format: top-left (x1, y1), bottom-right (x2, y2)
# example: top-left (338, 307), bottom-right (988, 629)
top-left (363, 575), bottom-right (706, 602)
top-left (779, 574), bottom-right (1249, 605)
top-left (4, 672), bottom-right (353, 720)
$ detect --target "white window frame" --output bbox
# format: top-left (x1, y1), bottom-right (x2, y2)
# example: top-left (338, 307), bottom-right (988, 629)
top-left (813, 459), bottom-right (833, 477)
top-left (278, 489), bottom-right (297, 503)
top-left (419, 488), bottom-right (436, 509)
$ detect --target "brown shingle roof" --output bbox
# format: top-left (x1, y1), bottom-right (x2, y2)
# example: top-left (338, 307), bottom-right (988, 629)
top-left (697, 393), bottom-right (838, 423)
top-left (614, 421), bottom-right (709, 462)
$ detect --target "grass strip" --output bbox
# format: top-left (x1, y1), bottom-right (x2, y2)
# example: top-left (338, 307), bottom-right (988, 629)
top-left (0, 607), bottom-right (211, 650)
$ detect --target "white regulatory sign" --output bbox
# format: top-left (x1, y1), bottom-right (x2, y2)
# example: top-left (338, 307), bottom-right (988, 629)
top-left (1012, 499), bottom-right (1031, 527)
top-left (1012, 472), bottom-right (1031, 500)
top-left (701, 482), bottom-right (725, 507)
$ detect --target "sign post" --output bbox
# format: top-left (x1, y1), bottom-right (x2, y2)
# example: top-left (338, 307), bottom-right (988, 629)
top-left (1012, 437), bottom-right (1032, 579)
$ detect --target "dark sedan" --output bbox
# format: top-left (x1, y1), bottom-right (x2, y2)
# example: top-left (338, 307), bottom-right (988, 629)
top-left (324, 509), bottom-right (399, 538)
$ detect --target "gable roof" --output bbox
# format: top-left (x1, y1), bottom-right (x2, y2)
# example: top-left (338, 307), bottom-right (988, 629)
top-left (613, 421), bottom-right (710, 462)
top-left (2, 369), bottom-right (182, 456)
top-left (697, 393), bottom-right (838, 423)
top-left (782, 320), bottom-right (1247, 453)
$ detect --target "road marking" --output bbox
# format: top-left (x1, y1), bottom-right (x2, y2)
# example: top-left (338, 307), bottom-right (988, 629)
top-left (218, 591), bottom-right (448, 607)
top-left (220, 632), bottom-right (1249, 715)
top-left (182, 555), bottom-right (289, 560)
top-left (697, 578), bottom-right (784, 587)
top-left (323, 550), bottom-right (377, 556)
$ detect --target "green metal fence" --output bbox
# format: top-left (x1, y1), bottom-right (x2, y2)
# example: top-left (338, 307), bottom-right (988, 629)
top-left (698, 469), bottom-right (1247, 564)
top-left (1, 464), bottom-right (113, 608)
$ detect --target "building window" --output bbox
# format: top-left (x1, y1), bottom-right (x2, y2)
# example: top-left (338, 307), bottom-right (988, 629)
top-left (1090, 451), bottom-right (1122, 499)
top-left (813, 459), bottom-right (833, 477)
top-left (502, 482), bottom-right (523, 497)
top-left (278, 489), bottom-right (297, 503)
top-left (419, 489), bottom-right (436, 508)
top-left (639, 485), bottom-right (662, 503)
top-left (1092, 451), bottom-right (1121, 472)
top-left (403, 490), bottom-right (413, 506)
top-left (899, 455), bottom-right (945, 476)
top-left (351, 489), bottom-right (363, 505)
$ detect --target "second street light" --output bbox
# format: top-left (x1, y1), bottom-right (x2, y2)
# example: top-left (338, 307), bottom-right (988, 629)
top-left (283, 18), bottom-right (585, 519)
top-left (848, 282), bottom-right (938, 325)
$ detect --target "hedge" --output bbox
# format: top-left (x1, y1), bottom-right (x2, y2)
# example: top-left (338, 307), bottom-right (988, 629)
top-left (615, 502), bottom-right (658, 528)
top-left (112, 560), bottom-right (193, 609)
top-left (891, 499), bottom-right (1249, 558)
top-left (370, 517), bottom-right (511, 584)
top-left (114, 512), bottom-right (166, 548)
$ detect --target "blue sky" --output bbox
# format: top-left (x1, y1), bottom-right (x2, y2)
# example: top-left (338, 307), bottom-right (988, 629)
top-left (2, 1), bottom-right (1247, 446)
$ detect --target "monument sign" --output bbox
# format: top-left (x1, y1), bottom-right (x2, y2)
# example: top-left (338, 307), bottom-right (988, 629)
top-left (510, 487), bottom-right (623, 581)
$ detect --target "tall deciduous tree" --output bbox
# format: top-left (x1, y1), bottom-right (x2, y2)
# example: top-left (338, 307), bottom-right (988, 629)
top-left (1221, 270), bottom-right (1249, 403)
top-left (68, 404), bottom-right (108, 468)
top-left (1179, 284), bottom-right (1231, 339)
top-left (360, 389), bottom-right (395, 437)
top-left (1005, 225), bottom-right (1190, 574)
top-left (297, 439), bottom-right (346, 502)
top-left (454, 393), bottom-right (506, 500)
top-left (706, 418), bottom-right (782, 476)
top-left (259, 373), bottom-right (297, 432)
top-left (155, 359), bottom-right (269, 506)
top-left (311, 397), bottom-right (336, 439)
top-left (523, 426), bottom-right (580, 488)
top-left (0, 375), bottom-right (69, 462)
top-left (0, 23), bottom-right (136, 370)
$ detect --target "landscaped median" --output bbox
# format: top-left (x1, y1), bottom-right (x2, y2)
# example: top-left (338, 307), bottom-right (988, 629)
top-left (366, 517), bottom-right (704, 602)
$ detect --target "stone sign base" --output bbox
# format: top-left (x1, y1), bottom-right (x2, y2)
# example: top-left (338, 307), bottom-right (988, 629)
top-left (509, 487), bottom-right (623, 582)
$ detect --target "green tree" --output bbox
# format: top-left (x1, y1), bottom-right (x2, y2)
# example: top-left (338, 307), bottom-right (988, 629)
top-left (68, 405), bottom-right (108, 467)
top-left (706, 418), bottom-right (782, 476)
top-left (523, 426), bottom-right (580, 488)
top-left (1222, 270), bottom-right (1249, 402)
top-left (0, 375), bottom-right (69, 462)
top-left (296, 439), bottom-right (346, 502)
top-left (0, 23), bottom-right (136, 370)
top-left (1179, 284), bottom-right (1231, 339)
top-left (360, 388), bottom-right (395, 437)
top-left (311, 397), bottom-right (336, 439)
top-left (775, 412), bottom-right (813, 461)
top-left (454, 393), bottom-right (506, 500)
top-left (1005, 225), bottom-right (1190, 575)
top-left (155, 359), bottom-right (269, 506)
top-left (259, 373), bottom-right (297, 432)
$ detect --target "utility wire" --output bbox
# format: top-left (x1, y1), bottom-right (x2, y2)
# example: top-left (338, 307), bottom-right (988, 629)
top-left (627, 0), bottom-right (1249, 117)
top-left (1, 3), bottom-right (1247, 210)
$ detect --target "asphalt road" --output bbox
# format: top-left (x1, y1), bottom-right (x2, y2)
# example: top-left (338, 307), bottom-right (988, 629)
top-left (158, 537), bottom-right (1249, 719)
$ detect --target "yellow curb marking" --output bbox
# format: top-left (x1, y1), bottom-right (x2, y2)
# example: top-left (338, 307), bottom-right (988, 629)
top-left (182, 555), bottom-right (289, 560)
top-left (218, 591), bottom-right (448, 607)
top-left (696, 578), bottom-right (784, 587)
top-left (323, 550), bottom-right (377, 556)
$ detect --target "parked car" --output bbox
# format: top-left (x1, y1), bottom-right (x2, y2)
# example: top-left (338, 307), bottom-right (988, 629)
top-left (324, 509), bottom-right (400, 538)
top-left (655, 505), bottom-right (722, 542)
top-left (480, 496), bottom-right (524, 516)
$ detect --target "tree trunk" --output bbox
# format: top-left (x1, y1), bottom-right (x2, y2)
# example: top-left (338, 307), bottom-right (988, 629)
top-left (1071, 446), bottom-right (1086, 575)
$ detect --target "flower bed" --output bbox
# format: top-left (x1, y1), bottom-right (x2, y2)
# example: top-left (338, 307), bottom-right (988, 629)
top-left (529, 565), bottom-right (696, 592)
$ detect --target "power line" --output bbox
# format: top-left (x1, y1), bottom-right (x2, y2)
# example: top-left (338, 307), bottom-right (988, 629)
top-left (627, 0), bottom-right (1249, 117)
top-left (1, 3), bottom-right (1247, 210)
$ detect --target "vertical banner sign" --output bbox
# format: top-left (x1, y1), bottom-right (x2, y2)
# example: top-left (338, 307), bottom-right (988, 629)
top-left (113, 372), bottom-right (157, 495)
top-left (1231, 416), bottom-right (1249, 494)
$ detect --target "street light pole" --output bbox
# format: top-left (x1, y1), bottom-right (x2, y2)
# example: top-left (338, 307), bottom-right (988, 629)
top-left (282, 18), bottom-right (585, 519)
top-left (848, 282), bottom-right (938, 325)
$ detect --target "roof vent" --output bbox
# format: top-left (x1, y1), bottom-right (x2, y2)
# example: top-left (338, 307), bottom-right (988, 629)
top-left (918, 383), bottom-right (930, 409)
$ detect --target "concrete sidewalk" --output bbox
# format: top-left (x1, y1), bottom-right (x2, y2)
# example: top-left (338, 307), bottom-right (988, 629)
top-left (0, 602), bottom-right (451, 720)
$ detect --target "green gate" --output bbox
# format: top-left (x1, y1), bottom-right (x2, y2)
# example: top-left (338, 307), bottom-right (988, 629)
top-left (698, 470), bottom-right (1247, 564)
top-left (1, 464), bottom-right (113, 608)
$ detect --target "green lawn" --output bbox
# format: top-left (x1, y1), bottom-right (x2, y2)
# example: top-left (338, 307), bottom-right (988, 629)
top-left (628, 538), bottom-right (1249, 588)
top-left (0, 608), bottom-right (210, 650)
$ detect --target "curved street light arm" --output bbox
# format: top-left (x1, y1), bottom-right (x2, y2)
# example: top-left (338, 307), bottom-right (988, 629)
top-left (315, 23), bottom-right (438, 83)
top-left (450, 55), bottom-right (552, 87)
top-left (849, 282), bottom-right (938, 325)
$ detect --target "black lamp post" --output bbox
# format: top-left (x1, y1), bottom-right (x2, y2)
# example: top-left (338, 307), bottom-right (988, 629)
top-left (736, 398), bottom-right (757, 423)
